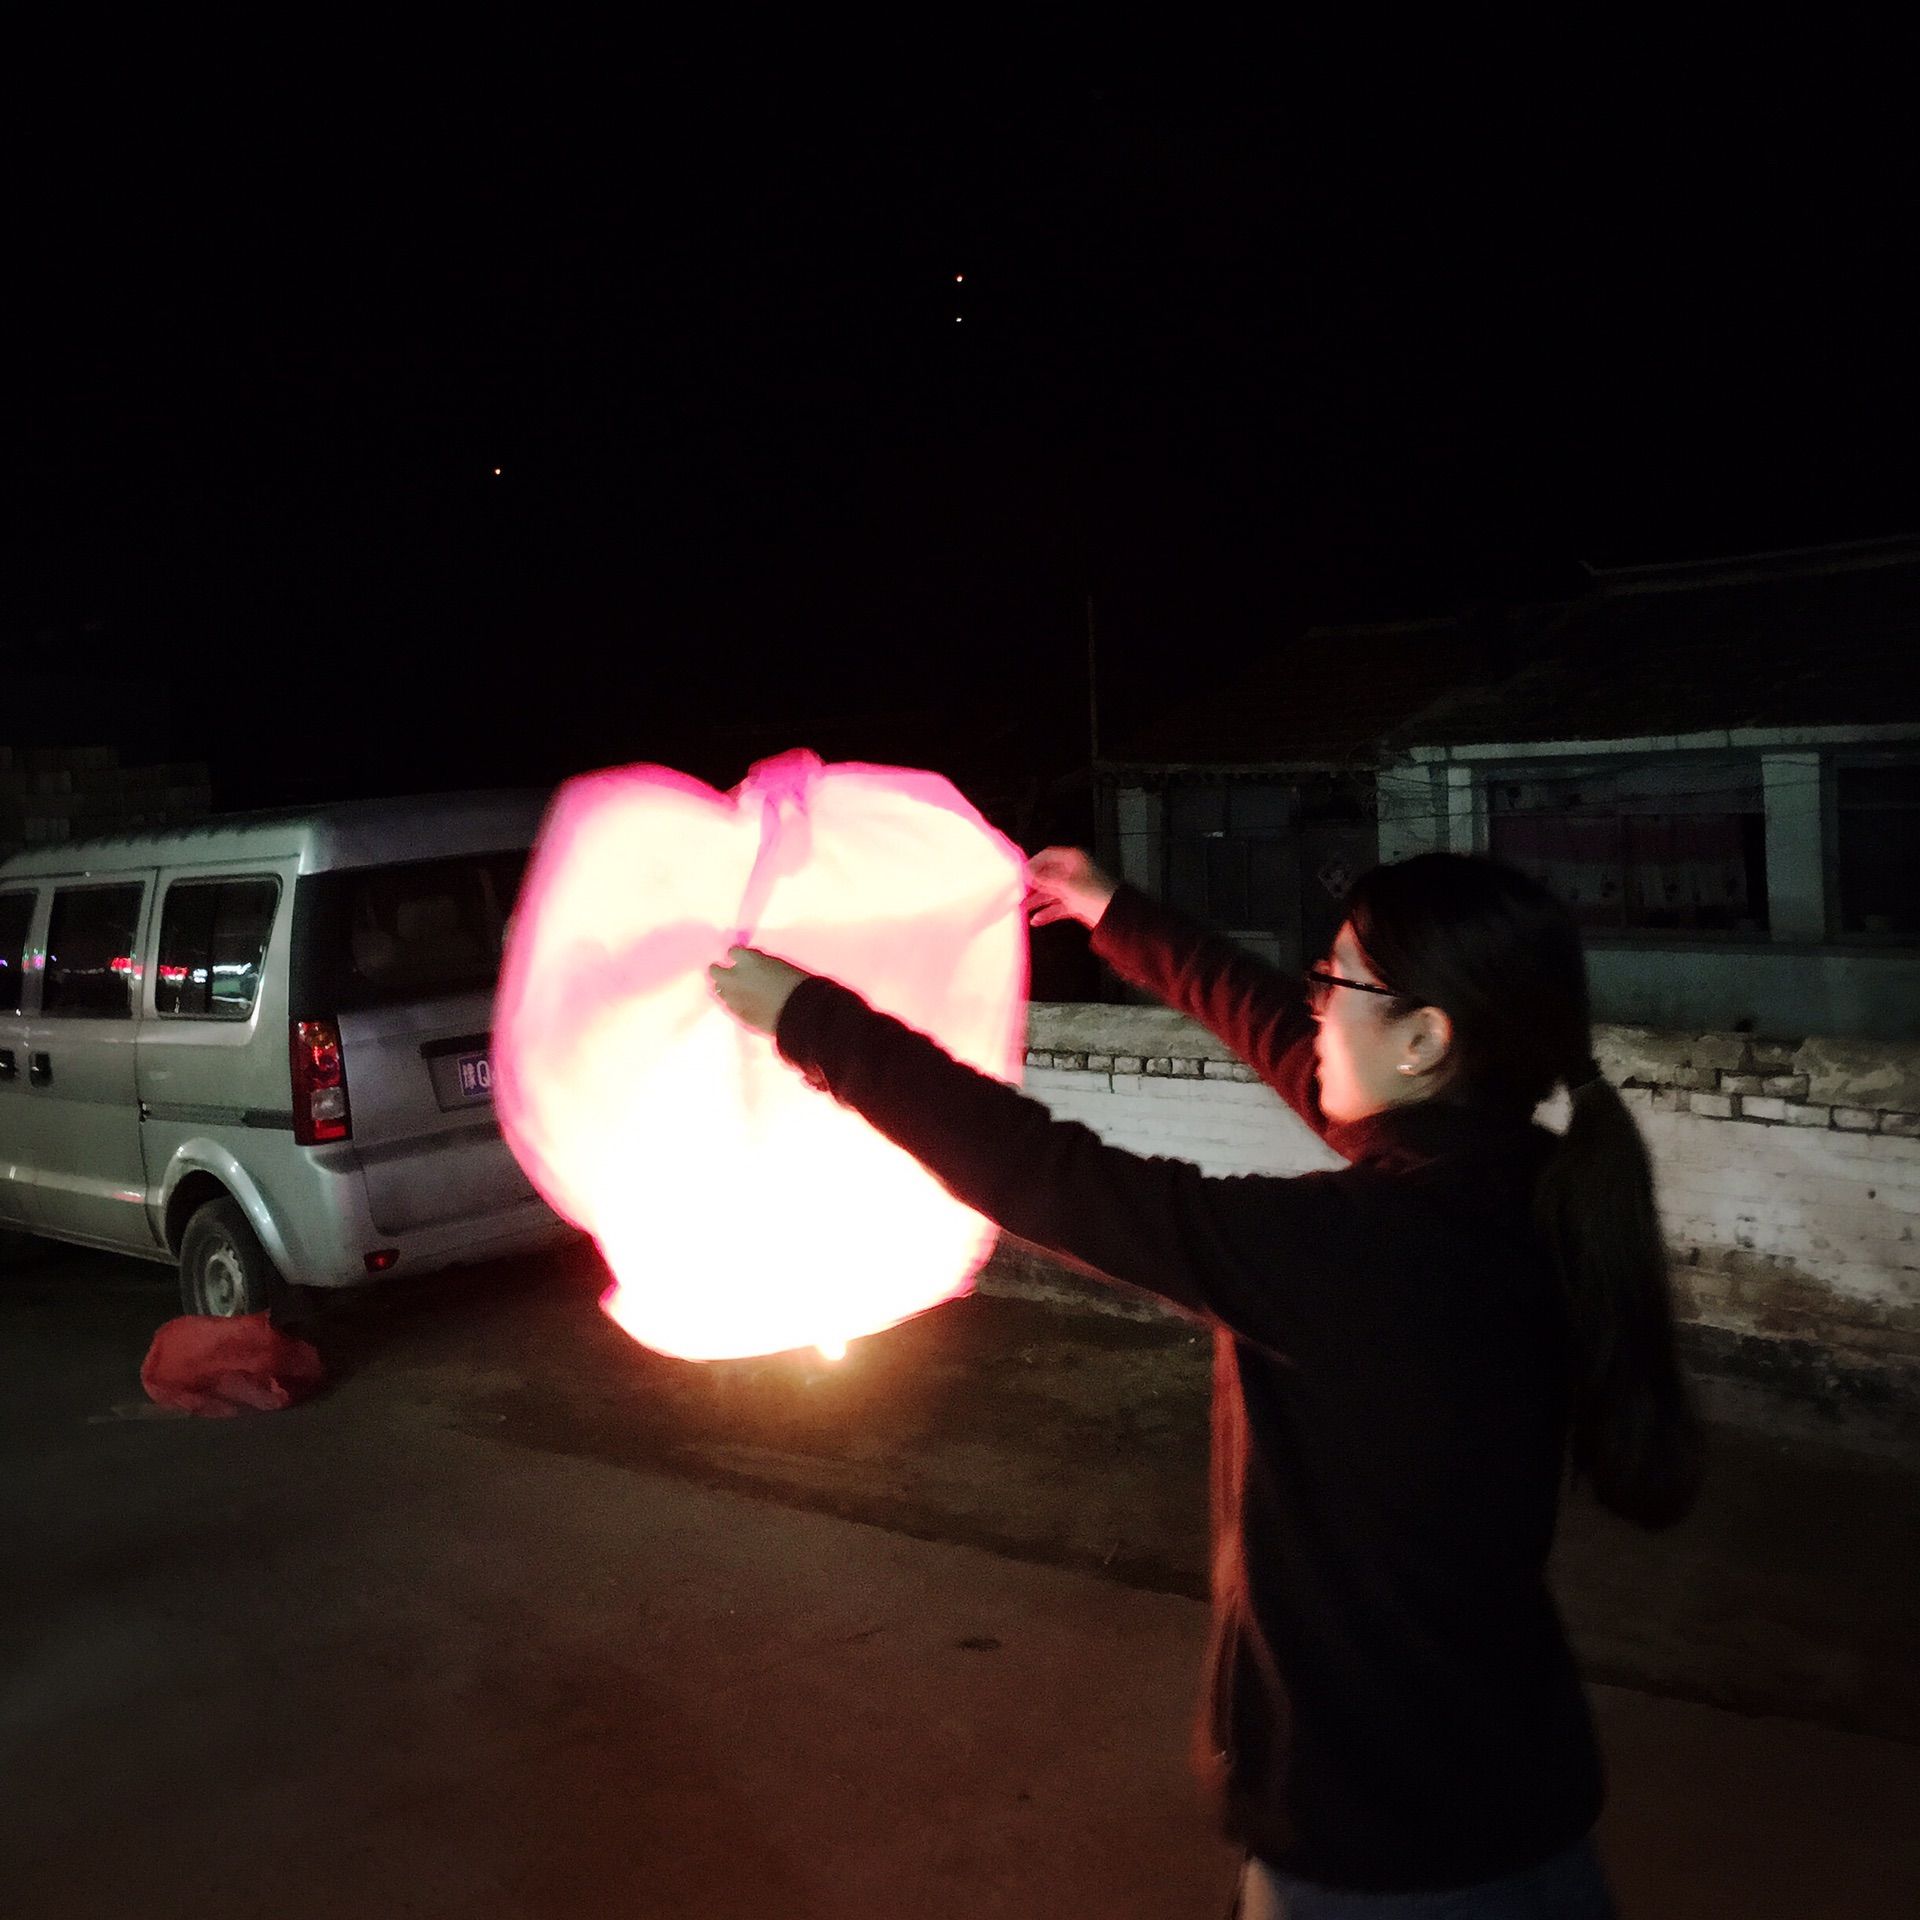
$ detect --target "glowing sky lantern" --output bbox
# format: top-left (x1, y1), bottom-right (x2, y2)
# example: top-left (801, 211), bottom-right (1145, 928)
top-left (492, 750), bottom-right (1029, 1362)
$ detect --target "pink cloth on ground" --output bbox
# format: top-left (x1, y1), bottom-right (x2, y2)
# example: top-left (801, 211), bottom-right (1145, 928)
top-left (141, 1313), bottom-right (326, 1417)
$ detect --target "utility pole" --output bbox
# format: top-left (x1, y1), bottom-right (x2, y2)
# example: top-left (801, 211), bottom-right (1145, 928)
top-left (1085, 592), bottom-right (1100, 767)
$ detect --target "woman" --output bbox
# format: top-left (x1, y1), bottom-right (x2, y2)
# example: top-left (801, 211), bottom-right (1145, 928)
top-left (710, 846), bottom-right (1702, 1917)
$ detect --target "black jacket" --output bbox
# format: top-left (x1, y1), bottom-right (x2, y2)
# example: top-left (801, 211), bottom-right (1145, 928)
top-left (775, 883), bottom-right (1604, 1893)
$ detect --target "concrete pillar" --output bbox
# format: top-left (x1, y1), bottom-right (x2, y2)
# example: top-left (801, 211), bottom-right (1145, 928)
top-left (1446, 764), bottom-right (1481, 854)
top-left (1763, 751), bottom-right (1825, 941)
top-left (1114, 786), bottom-right (1165, 899)
top-left (1377, 760), bottom-right (1446, 862)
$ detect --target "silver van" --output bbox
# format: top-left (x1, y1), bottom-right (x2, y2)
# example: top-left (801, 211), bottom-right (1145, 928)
top-left (0, 792), bottom-right (576, 1314)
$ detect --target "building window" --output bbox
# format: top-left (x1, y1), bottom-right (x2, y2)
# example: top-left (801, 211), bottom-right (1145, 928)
top-left (1488, 760), bottom-right (1769, 935)
top-left (1167, 783), bottom-right (1292, 930)
top-left (1835, 761), bottom-right (1920, 938)
top-left (44, 884), bottom-right (145, 1018)
top-left (156, 878), bottom-right (280, 1018)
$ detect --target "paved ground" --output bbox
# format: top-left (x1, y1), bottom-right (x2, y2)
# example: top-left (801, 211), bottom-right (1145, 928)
top-left (4, 1236), bottom-right (1918, 1917)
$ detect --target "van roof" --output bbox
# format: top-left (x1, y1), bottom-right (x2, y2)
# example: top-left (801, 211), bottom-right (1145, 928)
top-left (0, 789), bottom-right (553, 882)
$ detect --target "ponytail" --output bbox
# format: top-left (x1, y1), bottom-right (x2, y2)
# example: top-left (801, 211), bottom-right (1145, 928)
top-left (1346, 851), bottom-right (1707, 1531)
top-left (1534, 1071), bottom-right (1704, 1529)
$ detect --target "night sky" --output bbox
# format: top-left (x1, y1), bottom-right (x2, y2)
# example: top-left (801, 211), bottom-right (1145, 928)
top-left (11, 54), bottom-right (1919, 810)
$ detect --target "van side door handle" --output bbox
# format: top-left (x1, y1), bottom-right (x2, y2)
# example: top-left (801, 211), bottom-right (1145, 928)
top-left (28, 1051), bottom-right (51, 1087)
top-left (0, 1048), bottom-right (14, 1080)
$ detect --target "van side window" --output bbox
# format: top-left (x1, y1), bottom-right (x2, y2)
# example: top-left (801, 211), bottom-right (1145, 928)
top-left (0, 891), bottom-right (34, 1014)
top-left (43, 884), bottom-right (144, 1019)
top-left (157, 879), bottom-right (280, 1019)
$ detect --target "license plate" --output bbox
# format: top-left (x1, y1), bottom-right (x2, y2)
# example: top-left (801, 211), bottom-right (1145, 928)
top-left (456, 1051), bottom-right (493, 1100)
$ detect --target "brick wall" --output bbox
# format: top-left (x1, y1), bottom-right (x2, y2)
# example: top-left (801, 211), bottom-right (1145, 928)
top-left (992, 1005), bottom-right (1920, 1373)
top-left (1591, 1027), bottom-right (1920, 1364)
top-left (0, 745), bottom-right (212, 861)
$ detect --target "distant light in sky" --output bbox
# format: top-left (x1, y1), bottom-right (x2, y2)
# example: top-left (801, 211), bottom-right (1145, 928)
top-left (955, 316), bottom-right (963, 324)
top-left (955, 273), bottom-right (964, 283)
top-left (493, 467), bottom-right (502, 476)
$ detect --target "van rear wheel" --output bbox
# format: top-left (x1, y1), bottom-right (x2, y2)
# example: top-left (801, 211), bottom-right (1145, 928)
top-left (180, 1198), bottom-right (281, 1317)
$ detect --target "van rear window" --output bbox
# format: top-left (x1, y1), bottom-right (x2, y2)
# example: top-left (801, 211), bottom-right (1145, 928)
top-left (290, 851), bottom-right (528, 1013)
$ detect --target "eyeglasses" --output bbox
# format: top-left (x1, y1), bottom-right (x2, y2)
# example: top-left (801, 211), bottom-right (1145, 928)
top-left (1304, 966), bottom-right (1402, 1017)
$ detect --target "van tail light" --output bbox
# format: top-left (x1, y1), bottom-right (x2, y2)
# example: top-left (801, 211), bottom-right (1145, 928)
top-left (291, 1018), bottom-right (352, 1145)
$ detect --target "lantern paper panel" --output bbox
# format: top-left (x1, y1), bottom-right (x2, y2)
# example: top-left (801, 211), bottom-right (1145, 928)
top-left (492, 750), bottom-right (1029, 1360)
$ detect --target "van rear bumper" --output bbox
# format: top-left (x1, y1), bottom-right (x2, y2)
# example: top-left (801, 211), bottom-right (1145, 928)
top-left (295, 1198), bottom-right (584, 1289)
top-left (172, 1134), bottom-right (583, 1291)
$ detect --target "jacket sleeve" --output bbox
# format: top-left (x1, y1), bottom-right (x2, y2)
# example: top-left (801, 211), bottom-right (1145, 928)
top-left (775, 974), bottom-right (1368, 1352)
top-left (1088, 883), bottom-right (1330, 1138)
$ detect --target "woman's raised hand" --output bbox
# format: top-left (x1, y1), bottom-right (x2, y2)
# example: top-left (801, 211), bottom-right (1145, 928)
top-left (1023, 846), bottom-right (1120, 930)
top-left (708, 946), bottom-right (811, 1035)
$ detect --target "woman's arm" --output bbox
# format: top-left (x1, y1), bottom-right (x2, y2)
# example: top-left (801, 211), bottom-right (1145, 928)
top-left (757, 970), bottom-right (1362, 1350)
top-left (1090, 885), bottom-right (1327, 1134)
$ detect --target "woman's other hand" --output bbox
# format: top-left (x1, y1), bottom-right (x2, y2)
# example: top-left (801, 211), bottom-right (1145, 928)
top-left (1024, 847), bottom-right (1119, 929)
top-left (708, 946), bottom-right (812, 1036)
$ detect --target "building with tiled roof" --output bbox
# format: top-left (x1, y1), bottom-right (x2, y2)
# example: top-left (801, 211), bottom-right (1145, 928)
top-left (1094, 538), bottom-right (1920, 1037)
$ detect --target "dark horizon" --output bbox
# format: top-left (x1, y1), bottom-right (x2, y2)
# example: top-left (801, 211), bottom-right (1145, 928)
top-left (11, 64), bottom-right (1920, 810)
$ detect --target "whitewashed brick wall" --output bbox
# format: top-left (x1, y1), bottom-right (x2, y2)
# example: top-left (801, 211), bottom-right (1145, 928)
top-left (1008, 1007), bottom-right (1920, 1365)
top-left (1632, 1100), bottom-right (1919, 1339)
top-left (1020, 1060), bottom-right (1344, 1180)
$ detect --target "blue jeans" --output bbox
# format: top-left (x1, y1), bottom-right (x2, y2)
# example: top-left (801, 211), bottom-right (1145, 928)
top-left (1235, 1836), bottom-right (1617, 1919)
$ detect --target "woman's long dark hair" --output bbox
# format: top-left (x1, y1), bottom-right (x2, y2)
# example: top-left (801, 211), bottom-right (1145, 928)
top-left (1343, 851), bottom-right (1703, 1529)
